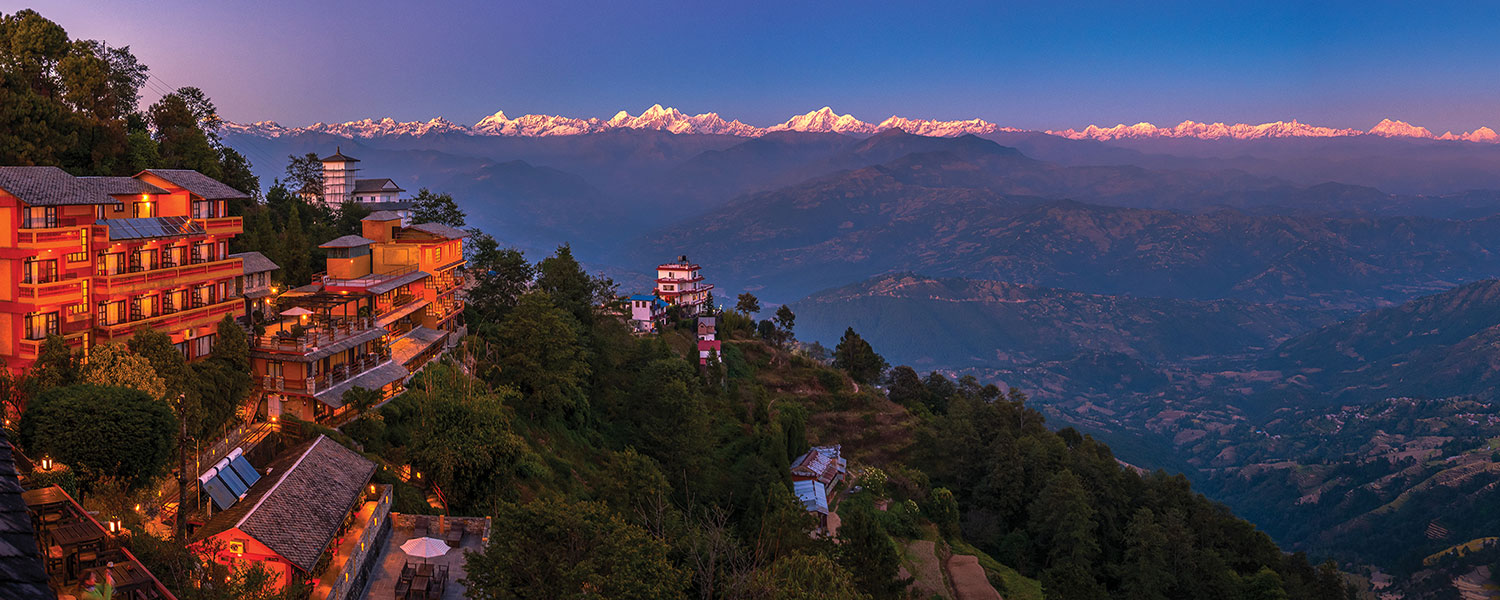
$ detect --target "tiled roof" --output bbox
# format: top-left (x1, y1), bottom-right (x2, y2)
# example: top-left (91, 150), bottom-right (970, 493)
top-left (143, 169), bottom-right (251, 200)
top-left (353, 178), bottom-right (403, 193)
top-left (361, 211), bottom-right (403, 222)
top-left (194, 436), bottom-right (375, 573)
top-left (78, 176), bottom-right (169, 196)
top-left (0, 431), bottom-right (54, 600)
top-left (318, 235), bottom-right (375, 249)
top-left (229, 251), bottom-right (280, 274)
top-left (0, 166), bottom-right (119, 206)
top-left (250, 327), bottom-right (387, 364)
top-left (407, 222), bottom-right (469, 240)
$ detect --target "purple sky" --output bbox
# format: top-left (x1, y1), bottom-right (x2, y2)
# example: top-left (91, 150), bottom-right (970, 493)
top-left (27, 0), bottom-right (1500, 133)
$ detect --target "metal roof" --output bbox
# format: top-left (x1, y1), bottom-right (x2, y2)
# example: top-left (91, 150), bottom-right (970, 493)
top-left (0, 166), bottom-right (119, 206)
top-left (143, 169), bottom-right (251, 200)
top-left (365, 270), bottom-right (429, 295)
top-left (314, 361), bottom-right (409, 407)
top-left (793, 480), bottom-right (829, 515)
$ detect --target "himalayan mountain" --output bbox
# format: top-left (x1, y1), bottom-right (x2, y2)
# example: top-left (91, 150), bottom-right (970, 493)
top-left (224, 104), bottom-right (1495, 143)
top-left (223, 108), bottom-right (1500, 580)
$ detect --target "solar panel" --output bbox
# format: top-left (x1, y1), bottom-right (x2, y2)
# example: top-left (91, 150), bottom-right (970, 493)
top-left (200, 469), bottom-right (237, 511)
top-left (227, 448), bottom-right (261, 488)
top-left (100, 216), bottom-right (207, 240)
top-left (213, 457), bottom-right (249, 497)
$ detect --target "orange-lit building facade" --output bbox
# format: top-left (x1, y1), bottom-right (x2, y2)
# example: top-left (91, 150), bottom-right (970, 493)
top-left (0, 167), bottom-right (246, 376)
top-left (250, 212), bottom-right (465, 423)
top-left (656, 255), bottom-right (713, 316)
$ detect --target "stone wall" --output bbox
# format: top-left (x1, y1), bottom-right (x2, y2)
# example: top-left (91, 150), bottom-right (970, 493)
top-left (318, 484), bottom-right (393, 600)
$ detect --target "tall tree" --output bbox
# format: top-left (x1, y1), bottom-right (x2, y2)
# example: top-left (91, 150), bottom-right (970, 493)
top-left (836, 502), bottom-right (907, 599)
top-left (832, 327), bottom-right (888, 385)
top-left (148, 90), bottom-right (220, 177)
top-left (535, 244), bottom-right (612, 327)
top-left (25, 334), bottom-right (77, 395)
top-left (489, 292), bottom-right (591, 423)
top-left (1119, 508), bottom-right (1171, 600)
top-left (78, 342), bottom-right (165, 401)
top-left (465, 231), bottom-right (533, 323)
top-left (284, 152), bottom-right (323, 199)
top-left (410, 188), bottom-right (466, 227)
top-left (735, 292), bottom-right (761, 316)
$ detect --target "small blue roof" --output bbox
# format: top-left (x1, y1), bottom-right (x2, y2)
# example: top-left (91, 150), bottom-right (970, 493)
top-left (793, 480), bottom-right (829, 515)
top-left (627, 294), bottom-right (669, 307)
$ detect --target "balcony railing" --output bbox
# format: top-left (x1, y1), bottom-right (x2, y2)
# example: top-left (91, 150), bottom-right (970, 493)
top-left (95, 298), bottom-right (241, 340)
top-left (261, 352), bottom-right (390, 395)
top-left (95, 257), bottom-right (241, 297)
top-left (17, 276), bottom-right (85, 304)
top-left (252, 316), bottom-right (378, 353)
top-left (16, 330), bottom-right (88, 360)
top-left (16, 224), bottom-right (88, 250)
top-left (192, 215), bottom-right (243, 236)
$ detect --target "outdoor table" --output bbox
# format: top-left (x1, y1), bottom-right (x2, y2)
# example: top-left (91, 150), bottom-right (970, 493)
top-left (51, 521), bottom-right (103, 548)
top-left (417, 563), bottom-right (434, 578)
top-left (108, 561), bottom-right (152, 593)
top-left (411, 575), bottom-right (430, 599)
top-left (23, 486), bottom-right (71, 509)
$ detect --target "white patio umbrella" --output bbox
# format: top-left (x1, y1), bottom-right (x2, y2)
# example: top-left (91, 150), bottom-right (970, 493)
top-left (400, 536), bottom-right (449, 564)
top-left (279, 307), bottom-right (313, 317)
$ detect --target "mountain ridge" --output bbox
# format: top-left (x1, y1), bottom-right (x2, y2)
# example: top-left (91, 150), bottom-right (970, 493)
top-left (222, 107), bottom-right (1500, 144)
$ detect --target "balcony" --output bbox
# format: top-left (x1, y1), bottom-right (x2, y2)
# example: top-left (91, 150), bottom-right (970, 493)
top-left (15, 223), bottom-right (89, 252)
top-left (192, 215), bottom-right (243, 236)
top-left (252, 316), bottom-right (380, 354)
top-left (95, 257), bottom-right (241, 297)
top-left (94, 297), bottom-right (241, 341)
top-left (17, 275), bottom-right (86, 306)
top-left (260, 351), bottom-right (391, 396)
top-left (15, 330), bottom-right (88, 360)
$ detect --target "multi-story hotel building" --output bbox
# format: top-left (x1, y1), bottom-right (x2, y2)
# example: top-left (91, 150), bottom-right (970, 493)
top-left (655, 255), bottom-right (714, 316)
top-left (0, 167), bottom-right (247, 376)
top-left (250, 211), bottom-right (466, 423)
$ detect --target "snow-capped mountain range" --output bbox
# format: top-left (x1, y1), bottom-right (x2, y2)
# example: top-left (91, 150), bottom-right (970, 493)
top-left (220, 107), bottom-right (1500, 144)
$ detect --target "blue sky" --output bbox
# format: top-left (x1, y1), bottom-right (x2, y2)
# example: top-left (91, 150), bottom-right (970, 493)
top-left (29, 0), bottom-right (1500, 132)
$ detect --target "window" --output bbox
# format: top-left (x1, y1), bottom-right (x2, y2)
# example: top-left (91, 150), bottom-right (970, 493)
top-left (267, 360), bottom-right (283, 377)
top-left (433, 247), bottom-right (443, 262)
top-left (67, 303), bottom-right (87, 316)
top-left (133, 200), bottom-right (155, 218)
top-left (66, 252), bottom-right (87, 263)
top-left (217, 241), bottom-right (227, 259)
top-left (96, 300), bottom-right (125, 326)
top-left (24, 312), bottom-right (58, 340)
top-left (191, 200), bottom-right (215, 219)
top-left (173, 341), bottom-right (188, 360)
top-left (163, 245), bottom-right (186, 268)
top-left (23, 206), bottom-right (57, 229)
top-left (22, 258), bottom-right (57, 284)
top-left (129, 248), bottom-right (157, 272)
top-left (96, 252), bottom-right (124, 276)
top-left (193, 334), bottom-right (215, 358)
top-left (191, 242), bottom-right (211, 264)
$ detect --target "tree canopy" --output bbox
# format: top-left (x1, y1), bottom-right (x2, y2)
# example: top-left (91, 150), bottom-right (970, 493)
top-left (19, 384), bottom-right (177, 490)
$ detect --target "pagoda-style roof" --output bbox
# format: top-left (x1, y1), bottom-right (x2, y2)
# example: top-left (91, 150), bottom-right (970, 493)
top-left (229, 251), bottom-right (280, 275)
top-left (353, 178), bottom-right (403, 193)
top-left (405, 222), bottom-right (469, 240)
top-left (362, 211), bottom-right (403, 222)
top-left (320, 146), bottom-right (360, 163)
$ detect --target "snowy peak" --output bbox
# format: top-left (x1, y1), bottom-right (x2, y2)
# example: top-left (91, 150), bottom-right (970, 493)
top-left (769, 107), bottom-right (877, 134)
top-left (219, 110), bottom-right (1500, 145)
top-left (603, 104), bottom-right (764, 136)
top-left (1049, 119), bottom-right (1362, 141)
top-left (1367, 118), bottom-right (1433, 139)
top-left (876, 116), bottom-right (1021, 137)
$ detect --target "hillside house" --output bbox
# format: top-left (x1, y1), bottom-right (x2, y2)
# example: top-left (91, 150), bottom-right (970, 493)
top-left (790, 445), bottom-right (847, 488)
top-left (626, 294), bottom-right (669, 333)
top-left (655, 256), bottom-right (713, 317)
top-left (697, 316), bottom-right (720, 365)
top-left (314, 149), bottom-right (414, 223)
top-left (192, 435), bottom-right (385, 596)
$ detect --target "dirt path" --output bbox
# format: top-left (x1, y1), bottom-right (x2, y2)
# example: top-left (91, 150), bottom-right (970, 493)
top-left (947, 554), bottom-right (1003, 600)
top-left (902, 540), bottom-right (951, 599)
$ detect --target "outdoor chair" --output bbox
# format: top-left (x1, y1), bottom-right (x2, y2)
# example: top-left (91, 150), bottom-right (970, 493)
top-left (394, 579), bottom-right (409, 600)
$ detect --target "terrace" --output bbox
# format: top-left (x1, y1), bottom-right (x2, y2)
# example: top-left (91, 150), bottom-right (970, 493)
top-left (360, 514), bottom-right (489, 600)
top-left (23, 485), bottom-right (175, 599)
